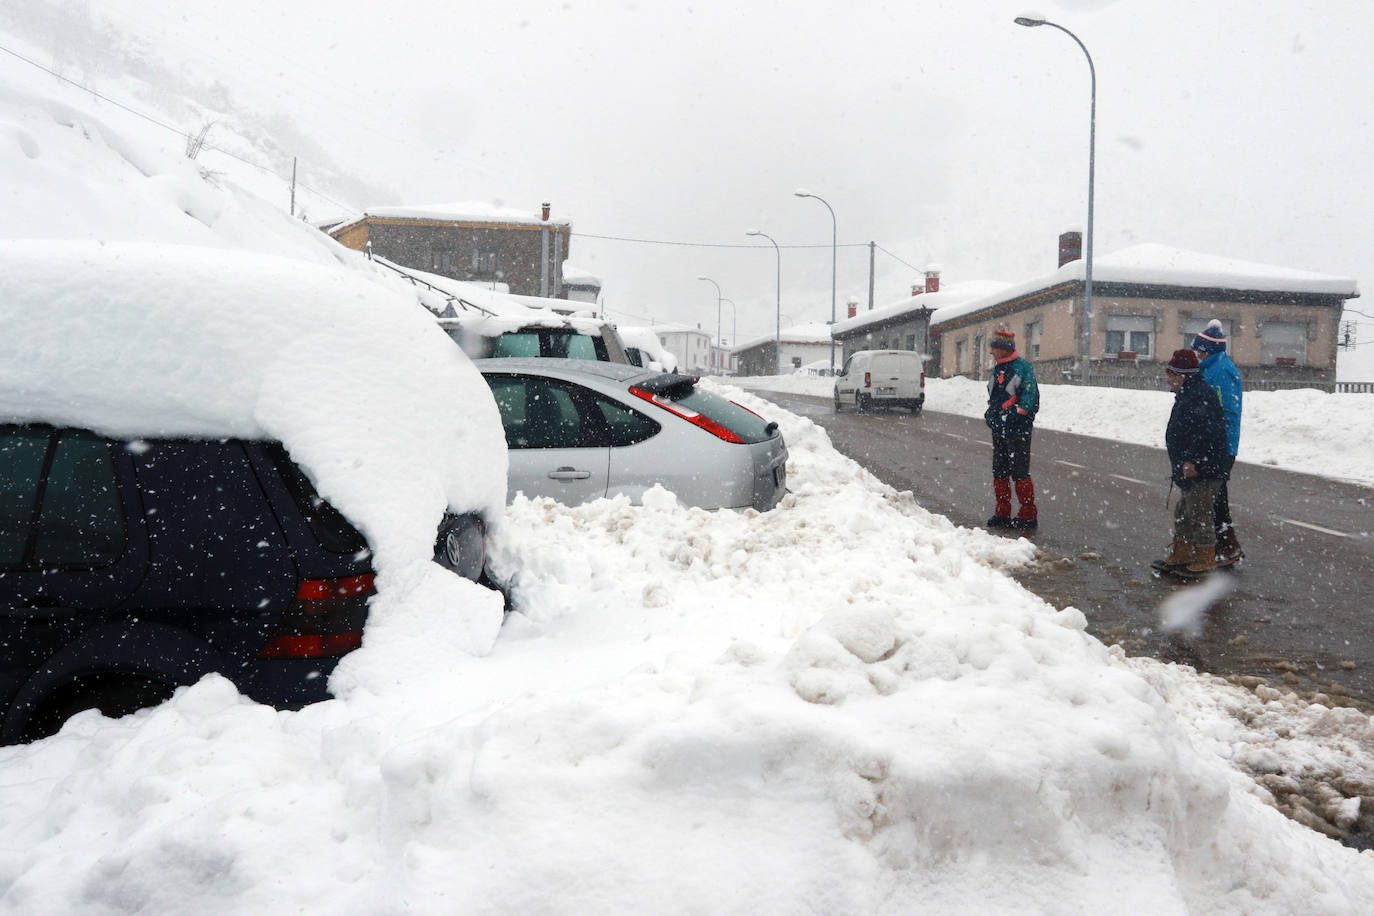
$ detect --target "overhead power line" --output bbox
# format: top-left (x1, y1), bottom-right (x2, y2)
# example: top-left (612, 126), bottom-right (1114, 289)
top-left (0, 41), bottom-right (351, 212)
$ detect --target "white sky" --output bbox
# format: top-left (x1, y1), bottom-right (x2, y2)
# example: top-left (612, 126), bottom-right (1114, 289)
top-left (2, 0), bottom-right (1371, 377)
top-left (3, 26), bottom-right (1374, 910)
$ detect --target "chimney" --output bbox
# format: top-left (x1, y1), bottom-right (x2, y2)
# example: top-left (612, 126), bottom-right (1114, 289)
top-left (541, 202), bottom-right (551, 221)
top-left (925, 269), bottom-right (941, 294)
top-left (847, 301), bottom-right (858, 319)
top-left (1058, 230), bottom-right (1082, 267)
top-left (911, 283), bottom-right (922, 297)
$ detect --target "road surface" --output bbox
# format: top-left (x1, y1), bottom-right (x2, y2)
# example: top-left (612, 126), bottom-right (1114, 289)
top-left (752, 390), bottom-right (1374, 707)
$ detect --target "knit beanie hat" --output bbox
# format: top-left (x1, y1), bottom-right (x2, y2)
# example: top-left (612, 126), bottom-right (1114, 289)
top-left (1192, 319), bottom-right (1227, 355)
top-left (990, 328), bottom-right (1016, 351)
top-left (1166, 348), bottom-right (1200, 374)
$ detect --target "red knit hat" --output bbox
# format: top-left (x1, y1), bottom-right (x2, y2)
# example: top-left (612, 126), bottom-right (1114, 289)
top-left (990, 328), bottom-right (1016, 351)
top-left (1166, 348), bottom-right (1200, 374)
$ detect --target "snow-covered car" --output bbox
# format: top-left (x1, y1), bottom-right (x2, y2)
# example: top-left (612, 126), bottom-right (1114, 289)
top-left (0, 241), bottom-right (508, 742)
top-left (440, 313), bottom-right (630, 363)
top-left (477, 359), bottom-right (788, 511)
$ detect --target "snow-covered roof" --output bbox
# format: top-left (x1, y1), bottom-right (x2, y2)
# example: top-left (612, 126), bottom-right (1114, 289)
top-left (731, 321), bottom-right (834, 352)
top-left (329, 202), bottom-right (572, 235)
top-left (561, 263), bottom-right (602, 286)
top-left (832, 281), bottom-right (1013, 336)
top-left (932, 244), bottom-right (1360, 328)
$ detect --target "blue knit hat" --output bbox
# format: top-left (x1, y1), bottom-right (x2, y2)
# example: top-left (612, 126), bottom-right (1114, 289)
top-left (1192, 319), bottom-right (1227, 355)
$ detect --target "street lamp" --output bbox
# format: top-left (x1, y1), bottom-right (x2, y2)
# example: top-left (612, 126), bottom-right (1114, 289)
top-left (697, 275), bottom-right (722, 373)
top-left (794, 189), bottom-right (837, 375)
top-left (746, 229), bottom-right (782, 375)
top-left (719, 297), bottom-right (737, 373)
top-left (1015, 14), bottom-right (1096, 386)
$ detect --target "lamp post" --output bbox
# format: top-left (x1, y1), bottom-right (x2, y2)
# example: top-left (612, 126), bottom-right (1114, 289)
top-left (746, 229), bottom-right (782, 375)
top-left (697, 275), bottom-right (722, 374)
top-left (794, 189), bottom-right (837, 375)
top-left (719, 297), bottom-right (737, 373)
top-left (1015, 15), bottom-right (1096, 386)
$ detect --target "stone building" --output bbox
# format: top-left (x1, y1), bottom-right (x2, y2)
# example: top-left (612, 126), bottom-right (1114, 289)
top-left (932, 232), bottom-right (1359, 390)
top-left (326, 202), bottom-right (571, 298)
top-left (731, 322), bottom-right (833, 376)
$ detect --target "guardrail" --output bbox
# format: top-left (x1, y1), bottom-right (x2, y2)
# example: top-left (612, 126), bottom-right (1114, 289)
top-left (1337, 381), bottom-right (1374, 394)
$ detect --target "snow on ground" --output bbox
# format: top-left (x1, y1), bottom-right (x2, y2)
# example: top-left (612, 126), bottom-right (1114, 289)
top-left (737, 373), bottom-right (1374, 489)
top-left (4, 389), bottom-right (1374, 914)
top-left (4, 21), bottom-right (1374, 915)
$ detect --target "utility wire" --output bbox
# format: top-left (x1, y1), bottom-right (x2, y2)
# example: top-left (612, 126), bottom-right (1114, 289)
top-left (0, 41), bottom-right (352, 212)
top-left (572, 231), bottom-right (869, 250)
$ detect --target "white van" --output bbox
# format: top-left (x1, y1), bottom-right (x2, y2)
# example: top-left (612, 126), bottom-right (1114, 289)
top-left (833, 350), bottom-right (925, 413)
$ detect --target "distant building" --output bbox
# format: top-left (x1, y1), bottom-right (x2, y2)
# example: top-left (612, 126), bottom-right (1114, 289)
top-left (655, 323), bottom-right (726, 375)
top-left (732, 321), bottom-right (834, 376)
top-left (326, 201), bottom-right (571, 298)
top-left (831, 271), bottom-right (1011, 375)
top-left (561, 264), bottom-right (602, 304)
top-left (932, 231), bottom-right (1360, 390)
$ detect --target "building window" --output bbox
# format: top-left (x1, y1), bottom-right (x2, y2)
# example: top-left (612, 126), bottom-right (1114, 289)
top-left (1261, 321), bottom-right (1307, 365)
top-left (431, 249), bottom-right (457, 273)
top-left (471, 250), bottom-right (498, 274)
top-left (1105, 315), bottom-right (1154, 357)
top-left (955, 339), bottom-right (967, 373)
top-left (1182, 317), bottom-right (1234, 351)
top-left (1024, 321), bottom-right (1042, 360)
top-left (906, 334), bottom-right (917, 351)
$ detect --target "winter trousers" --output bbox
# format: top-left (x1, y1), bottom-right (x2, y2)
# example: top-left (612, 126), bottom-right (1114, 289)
top-left (1174, 479), bottom-right (1223, 548)
top-left (991, 433), bottom-right (1036, 521)
top-left (1213, 455), bottom-right (1236, 535)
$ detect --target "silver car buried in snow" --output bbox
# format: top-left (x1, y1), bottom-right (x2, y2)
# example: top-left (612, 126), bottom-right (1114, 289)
top-left (476, 358), bottom-right (788, 511)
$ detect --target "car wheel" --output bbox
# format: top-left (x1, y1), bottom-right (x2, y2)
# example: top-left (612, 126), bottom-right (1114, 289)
top-left (910, 403), bottom-right (923, 415)
top-left (833, 389), bottom-right (844, 412)
top-left (856, 393), bottom-right (870, 413)
top-left (21, 674), bottom-right (176, 743)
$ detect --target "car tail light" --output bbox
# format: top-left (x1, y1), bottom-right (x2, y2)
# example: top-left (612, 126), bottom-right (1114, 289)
top-left (864, 371), bottom-right (872, 388)
top-left (629, 386), bottom-right (743, 443)
top-left (259, 573), bottom-right (375, 659)
top-left (921, 371), bottom-right (926, 389)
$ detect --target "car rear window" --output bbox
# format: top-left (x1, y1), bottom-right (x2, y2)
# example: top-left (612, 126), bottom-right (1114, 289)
top-left (267, 447), bottom-right (369, 555)
top-left (660, 386), bottom-right (776, 444)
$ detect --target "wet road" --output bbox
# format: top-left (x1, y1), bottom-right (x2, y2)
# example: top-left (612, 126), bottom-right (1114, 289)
top-left (753, 390), bottom-right (1374, 706)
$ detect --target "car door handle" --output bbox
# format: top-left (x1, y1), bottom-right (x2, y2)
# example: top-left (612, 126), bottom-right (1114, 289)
top-left (548, 466), bottom-right (592, 480)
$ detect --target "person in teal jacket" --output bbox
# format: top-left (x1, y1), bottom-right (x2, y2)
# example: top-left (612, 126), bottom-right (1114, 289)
top-left (984, 327), bottom-right (1040, 530)
top-left (1192, 319), bottom-right (1244, 566)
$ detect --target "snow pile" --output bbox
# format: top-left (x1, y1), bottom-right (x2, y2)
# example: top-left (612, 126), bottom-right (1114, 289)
top-left (4, 392), bottom-right (1373, 913)
top-left (737, 373), bottom-right (1374, 487)
top-left (0, 240), bottom-right (510, 662)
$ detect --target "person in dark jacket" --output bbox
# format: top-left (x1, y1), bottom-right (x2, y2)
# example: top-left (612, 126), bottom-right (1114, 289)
top-left (1153, 348), bottom-right (1230, 578)
top-left (984, 327), bottom-right (1040, 530)
top-left (1192, 320), bottom-right (1245, 566)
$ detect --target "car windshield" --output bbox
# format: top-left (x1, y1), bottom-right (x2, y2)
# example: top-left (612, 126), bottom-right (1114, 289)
top-left (490, 329), bottom-right (607, 361)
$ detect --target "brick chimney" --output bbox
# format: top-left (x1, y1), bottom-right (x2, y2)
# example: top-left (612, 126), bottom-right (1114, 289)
top-left (541, 202), bottom-right (551, 221)
top-left (847, 301), bottom-right (858, 319)
top-left (924, 269), bottom-right (941, 294)
top-left (1058, 230), bottom-right (1082, 267)
top-left (911, 283), bottom-right (923, 297)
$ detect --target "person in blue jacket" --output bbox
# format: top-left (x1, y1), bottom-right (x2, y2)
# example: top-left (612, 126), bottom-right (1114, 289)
top-left (1192, 320), bottom-right (1245, 566)
top-left (984, 327), bottom-right (1040, 530)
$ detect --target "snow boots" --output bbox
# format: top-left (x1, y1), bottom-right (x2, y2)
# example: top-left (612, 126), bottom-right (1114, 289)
top-left (1173, 545), bottom-right (1217, 580)
top-left (987, 478), bottom-right (1013, 528)
top-left (1010, 477), bottom-right (1037, 530)
top-left (1151, 539), bottom-right (1191, 573)
top-left (1215, 527), bottom-right (1244, 567)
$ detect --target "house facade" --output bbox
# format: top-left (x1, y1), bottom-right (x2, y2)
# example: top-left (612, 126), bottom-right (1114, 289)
top-left (731, 322), bottom-right (833, 376)
top-left (932, 232), bottom-right (1359, 390)
top-left (327, 202), bottom-right (572, 298)
top-left (655, 324), bottom-right (732, 375)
